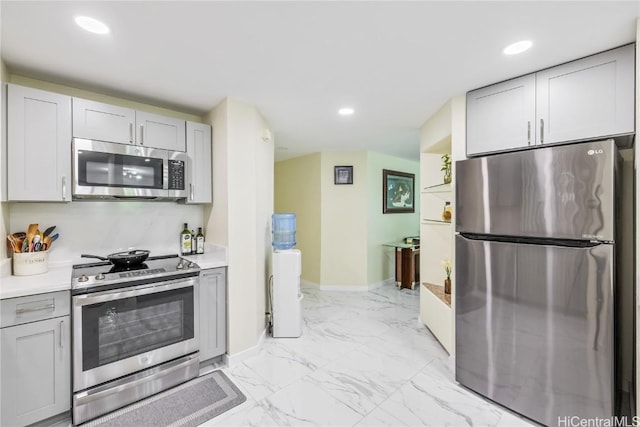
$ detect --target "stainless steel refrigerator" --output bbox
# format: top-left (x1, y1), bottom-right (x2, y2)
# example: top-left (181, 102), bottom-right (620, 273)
top-left (455, 139), bottom-right (625, 426)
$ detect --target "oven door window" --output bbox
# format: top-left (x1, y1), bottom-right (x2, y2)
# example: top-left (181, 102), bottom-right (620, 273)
top-left (77, 150), bottom-right (163, 189)
top-left (81, 287), bottom-right (194, 371)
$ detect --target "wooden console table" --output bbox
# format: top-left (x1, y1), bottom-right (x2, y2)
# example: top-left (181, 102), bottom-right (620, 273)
top-left (383, 241), bottom-right (420, 289)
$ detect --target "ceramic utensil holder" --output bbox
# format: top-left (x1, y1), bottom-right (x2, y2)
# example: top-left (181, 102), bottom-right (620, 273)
top-left (13, 251), bottom-right (49, 276)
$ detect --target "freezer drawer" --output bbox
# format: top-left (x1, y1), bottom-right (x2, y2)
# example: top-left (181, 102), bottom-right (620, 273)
top-left (456, 139), bottom-right (618, 241)
top-left (455, 235), bottom-right (614, 425)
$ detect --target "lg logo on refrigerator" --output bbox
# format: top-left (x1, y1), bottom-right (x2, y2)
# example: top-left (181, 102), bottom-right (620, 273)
top-left (587, 149), bottom-right (605, 155)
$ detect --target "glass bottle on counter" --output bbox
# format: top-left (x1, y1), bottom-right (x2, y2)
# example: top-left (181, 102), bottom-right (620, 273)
top-left (442, 202), bottom-right (452, 222)
top-left (191, 229), bottom-right (196, 254)
top-left (196, 227), bottom-right (205, 254)
top-left (180, 223), bottom-right (192, 255)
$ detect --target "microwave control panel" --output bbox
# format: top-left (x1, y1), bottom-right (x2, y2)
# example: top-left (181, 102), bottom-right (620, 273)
top-left (168, 160), bottom-right (185, 190)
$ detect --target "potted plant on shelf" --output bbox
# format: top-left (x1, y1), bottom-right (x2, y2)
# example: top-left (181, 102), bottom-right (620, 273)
top-left (441, 154), bottom-right (452, 184)
top-left (442, 257), bottom-right (452, 294)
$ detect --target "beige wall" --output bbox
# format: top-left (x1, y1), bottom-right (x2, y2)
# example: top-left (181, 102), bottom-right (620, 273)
top-left (320, 151), bottom-right (369, 286)
top-left (274, 150), bottom-right (419, 288)
top-left (205, 98), bottom-right (273, 356)
top-left (274, 153), bottom-right (321, 284)
top-left (366, 152), bottom-right (420, 285)
top-left (254, 112), bottom-right (274, 343)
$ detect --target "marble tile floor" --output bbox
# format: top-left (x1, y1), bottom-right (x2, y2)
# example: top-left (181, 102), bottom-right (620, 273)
top-left (206, 283), bottom-right (535, 427)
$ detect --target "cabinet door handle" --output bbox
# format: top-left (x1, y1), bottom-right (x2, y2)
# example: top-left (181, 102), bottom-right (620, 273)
top-left (15, 303), bottom-right (55, 315)
top-left (59, 320), bottom-right (64, 348)
top-left (129, 123), bottom-right (134, 143)
top-left (62, 176), bottom-right (67, 200)
top-left (140, 125), bottom-right (144, 145)
top-left (540, 118), bottom-right (544, 144)
top-left (190, 183), bottom-right (194, 201)
top-left (527, 121), bottom-right (531, 145)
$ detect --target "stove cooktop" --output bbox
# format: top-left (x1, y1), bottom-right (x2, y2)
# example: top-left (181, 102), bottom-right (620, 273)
top-left (71, 254), bottom-right (200, 292)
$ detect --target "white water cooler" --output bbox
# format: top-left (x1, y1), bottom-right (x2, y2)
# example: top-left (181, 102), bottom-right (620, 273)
top-left (272, 249), bottom-right (303, 338)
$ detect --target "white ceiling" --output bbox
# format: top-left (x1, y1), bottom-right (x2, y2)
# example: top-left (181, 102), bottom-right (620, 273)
top-left (1, 1), bottom-right (638, 161)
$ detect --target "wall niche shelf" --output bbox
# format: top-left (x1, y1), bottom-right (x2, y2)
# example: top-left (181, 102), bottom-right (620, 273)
top-left (422, 219), bottom-right (451, 225)
top-left (419, 94), bottom-right (465, 356)
top-left (422, 183), bottom-right (451, 194)
top-left (422, 282), bottom-right (451, 307)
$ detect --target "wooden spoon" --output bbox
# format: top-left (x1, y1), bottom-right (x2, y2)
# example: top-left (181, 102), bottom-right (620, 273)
top-left (27, 224), bottom-right (38, 237)
top-left (26, 224), bottom-right (38, 252)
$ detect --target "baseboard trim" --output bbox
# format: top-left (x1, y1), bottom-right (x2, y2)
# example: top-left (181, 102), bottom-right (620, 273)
top-left (224, 327), bottom-right (267, 367)
top-left (300, 279), bottom-right (319, 288)
top-left (301, 278), bottom-right (395, 292)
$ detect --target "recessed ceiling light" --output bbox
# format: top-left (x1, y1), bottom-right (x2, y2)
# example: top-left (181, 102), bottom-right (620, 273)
top-left (338, 107), bottom-right (354, 116)
top-left (75, 16), bottom-right (110, 35)
top-left (503, 40), bottom-right (532, 55)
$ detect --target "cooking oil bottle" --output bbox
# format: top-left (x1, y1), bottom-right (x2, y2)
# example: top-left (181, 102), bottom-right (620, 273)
top-left (196, 227), bottom-right (205, 254)
top-left (180, 223), bottom-right (192, 255)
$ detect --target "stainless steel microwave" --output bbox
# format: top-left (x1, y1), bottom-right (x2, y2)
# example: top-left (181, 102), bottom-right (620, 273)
top-left (72, 138), bottom-right (187, 200)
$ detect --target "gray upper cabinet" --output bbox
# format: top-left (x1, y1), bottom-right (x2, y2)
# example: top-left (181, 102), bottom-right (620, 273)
top-left (199, 268), bottom-right (226, 361)
top-left (136, 110), bottom-right (186, 152)
top-left (466, 44), bottom-right (635, 156)
top-left (72, 98), bottom-right (186, 151)
top-left (467, 74), bottom-right (536, 155)
top-left (72, 98), bottom-right (135, 144)
top-left (1, 291), bottom-right (71, 427)
top-left (185, 121), bottom-right (212, 204)
top-left (536, 44), bottom-right (635, 145)
top-left (7, 84), bottom-right (72, 202)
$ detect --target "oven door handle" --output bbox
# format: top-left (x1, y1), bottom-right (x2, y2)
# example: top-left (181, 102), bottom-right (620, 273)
top-left (73, 277), bottom-right (198, 306)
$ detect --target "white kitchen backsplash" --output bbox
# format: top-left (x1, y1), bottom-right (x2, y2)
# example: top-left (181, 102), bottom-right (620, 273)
top-left (9, 201), bottom-right (205, 263)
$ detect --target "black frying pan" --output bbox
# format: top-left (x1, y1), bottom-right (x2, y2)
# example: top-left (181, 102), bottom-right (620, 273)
top-left (81, 250), bottom-right (150, 267)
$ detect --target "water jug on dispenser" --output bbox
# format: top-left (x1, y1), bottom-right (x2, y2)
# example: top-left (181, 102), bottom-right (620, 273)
top-left (272, 213), bottom-right (296, 250)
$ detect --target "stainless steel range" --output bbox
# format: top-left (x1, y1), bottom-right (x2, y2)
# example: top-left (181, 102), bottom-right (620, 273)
top-left (71, 254), bottom-right (200, 425)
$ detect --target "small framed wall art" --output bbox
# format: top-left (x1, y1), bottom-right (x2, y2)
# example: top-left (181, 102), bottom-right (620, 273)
top-left (383, 169), bottom-right (415, 213)
top-left (334, 166), bottom-right (353, 185)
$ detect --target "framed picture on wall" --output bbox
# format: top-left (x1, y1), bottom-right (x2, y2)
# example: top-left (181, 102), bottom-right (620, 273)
top-left (383, 169), bottom-right (415, 213)
top-left (334, 166), bottom-right (353, 185)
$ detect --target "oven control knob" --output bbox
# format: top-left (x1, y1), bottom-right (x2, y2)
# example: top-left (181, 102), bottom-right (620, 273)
top-left (95, 273), bottom-right (106, 280)
top-left (176, 262), bottom-right (184, 270)
top-left (188, 262), bottom-right (195, 268)
top-left (78, 274), bottom-right (89, 283)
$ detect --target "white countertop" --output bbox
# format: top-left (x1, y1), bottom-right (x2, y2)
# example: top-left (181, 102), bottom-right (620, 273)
top-left (182, 244), bottom-right (228, 270)
top-left (0, 244), bottom-right (228, 300)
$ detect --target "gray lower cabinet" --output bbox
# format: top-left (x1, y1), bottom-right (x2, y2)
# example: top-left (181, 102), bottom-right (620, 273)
top-left (199, 268), bottom-right (227, 361)
top-left (0, 292), bottom-right (71, 427)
